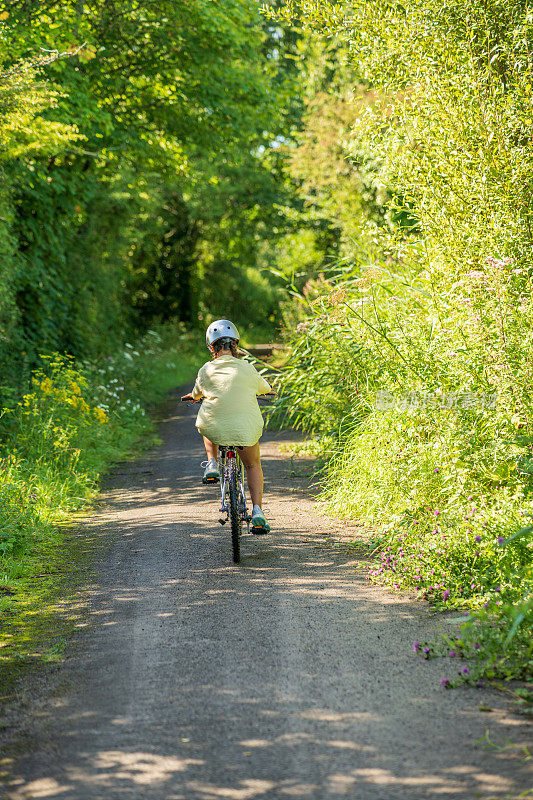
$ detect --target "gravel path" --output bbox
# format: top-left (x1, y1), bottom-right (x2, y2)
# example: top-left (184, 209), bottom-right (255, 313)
top-left (2, 392), bottom-right (531, 800)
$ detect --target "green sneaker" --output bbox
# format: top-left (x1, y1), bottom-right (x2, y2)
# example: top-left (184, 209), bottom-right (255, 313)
top-left (251, 507), bottom-right (270, 534)
top-left (202, 458), bottom-right (220, 484)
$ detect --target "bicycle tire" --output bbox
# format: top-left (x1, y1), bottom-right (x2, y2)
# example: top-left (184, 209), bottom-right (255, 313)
top-left (228, 456), bottom-right (241, 563)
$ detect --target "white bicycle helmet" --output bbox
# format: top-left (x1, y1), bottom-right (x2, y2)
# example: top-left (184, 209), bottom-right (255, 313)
top-left (205, 318), bottom-right (240, 347)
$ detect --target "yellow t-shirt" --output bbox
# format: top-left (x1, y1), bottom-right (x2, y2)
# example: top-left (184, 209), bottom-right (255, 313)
top-left (192, 354), bottom-right (272, 447)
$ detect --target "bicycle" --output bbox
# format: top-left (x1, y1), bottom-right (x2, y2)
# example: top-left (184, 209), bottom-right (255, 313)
top-left (217, 444), bottom-right (249, 563)
top-left (181, 395), bottom-right (274, 563)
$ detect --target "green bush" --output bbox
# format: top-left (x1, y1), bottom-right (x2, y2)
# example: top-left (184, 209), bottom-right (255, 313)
top-left (0, 326), bottom-right (203, 580)
top-left (267, 0), bottom-right (533, 685)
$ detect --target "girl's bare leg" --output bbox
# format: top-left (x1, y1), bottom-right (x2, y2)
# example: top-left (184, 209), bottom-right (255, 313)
top-left (203, 437), bottom-right (218, 461)
top-left (240, 442), bottom-right (263, 508)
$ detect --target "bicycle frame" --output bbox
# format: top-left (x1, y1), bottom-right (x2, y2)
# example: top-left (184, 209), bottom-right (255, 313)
top-left (218, 446), bottom-right (250, 532)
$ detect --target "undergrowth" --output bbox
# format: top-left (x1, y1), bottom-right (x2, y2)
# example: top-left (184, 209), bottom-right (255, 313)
top-left (266, 0), bottom-right (533, 692)
top-left (0, 324), bottom-right (203, 676)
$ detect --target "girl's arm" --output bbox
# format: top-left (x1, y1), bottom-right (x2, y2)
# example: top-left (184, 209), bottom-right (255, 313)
top-left (183, 369), bottom-right (205, 402)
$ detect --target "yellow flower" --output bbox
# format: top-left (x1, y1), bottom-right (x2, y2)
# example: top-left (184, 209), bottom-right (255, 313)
top-left (40, 378), bottom-right (53, 394)
top-left (94, 407), bottom-right (108, 424)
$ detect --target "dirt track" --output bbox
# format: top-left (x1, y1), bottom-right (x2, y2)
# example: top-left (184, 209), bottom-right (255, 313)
top-left (2, 392), bottom-right (531, 799)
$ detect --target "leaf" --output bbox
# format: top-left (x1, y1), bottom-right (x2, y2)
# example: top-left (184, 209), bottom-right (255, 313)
top-left (501, 524), bottom-right (533, 546)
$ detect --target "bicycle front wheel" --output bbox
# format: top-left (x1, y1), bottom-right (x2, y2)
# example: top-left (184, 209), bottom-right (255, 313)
top-left (228, 456), bottom-right (241, 563)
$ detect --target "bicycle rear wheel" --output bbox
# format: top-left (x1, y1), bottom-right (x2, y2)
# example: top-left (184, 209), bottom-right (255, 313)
top-left (228, 456), bottom-right (241, 563)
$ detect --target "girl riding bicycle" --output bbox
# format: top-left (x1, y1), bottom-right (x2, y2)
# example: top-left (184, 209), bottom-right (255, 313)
top-left (181, 319), bottom-right (272, 533)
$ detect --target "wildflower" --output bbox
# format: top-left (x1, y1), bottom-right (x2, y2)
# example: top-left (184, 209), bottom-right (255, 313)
top-left (413, 641), bottom-right (421, 653)
top-left (423, 647), bottom-right (430, 657)
top-left (449, 650), bottom-right (456, 658)
top-left (476, 681), bottom-right (484, 688)
top-left (328, 287), bottom-right (348, 306)
top-left (442, 590), bottom-right (450, 601)
top-left (473, 643), bottom-right (480, 650)
top-left (485, 255), bottom-right (513, 269)
top-left (434, 468), bottom-right (439, 473)
top-left (475, 535), bottom-right (482, 542)
top-left (39, 377), bottom-right (53, 394)
top-left (434, 510), bottom-right (439, 516)
top-left (440, 678), bottom-right (451, 688)
top-left (497, 536), bottom-right (505, 544)
top-left (94, 407), bottom-right (108, 424)
top-left (462, 667), bottom-right (469, 675)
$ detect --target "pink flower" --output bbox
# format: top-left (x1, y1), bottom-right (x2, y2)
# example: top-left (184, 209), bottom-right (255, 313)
top-left (485, 255), bottom-right (513, 270)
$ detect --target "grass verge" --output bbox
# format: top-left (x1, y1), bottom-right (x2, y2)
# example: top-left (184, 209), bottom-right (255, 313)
top-left (0, 325), bottom-right (203, 695)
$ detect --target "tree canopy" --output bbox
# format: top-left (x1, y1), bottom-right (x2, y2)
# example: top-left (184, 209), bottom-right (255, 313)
top-left (0, 0), bottom-right (302, 391)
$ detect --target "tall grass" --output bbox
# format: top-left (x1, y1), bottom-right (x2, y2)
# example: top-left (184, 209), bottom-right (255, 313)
top-left (265, 0), bottom-right (533, 688)
top-left (0, 325), bottom-right (203, 666)
top-left (272, 265), bottom-right (532, 686)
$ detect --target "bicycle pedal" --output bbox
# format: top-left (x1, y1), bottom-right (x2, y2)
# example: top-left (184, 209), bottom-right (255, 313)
top-left (218, 518), bottom-right (227, 525)
top-left (202, 476), bottom-right (220, 484)
top-left (251, 525), bottom-right (270, 536)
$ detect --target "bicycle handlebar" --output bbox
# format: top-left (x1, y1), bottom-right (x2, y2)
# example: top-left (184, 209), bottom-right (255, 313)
top-left (181, 392), bottom-right (276, 403)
